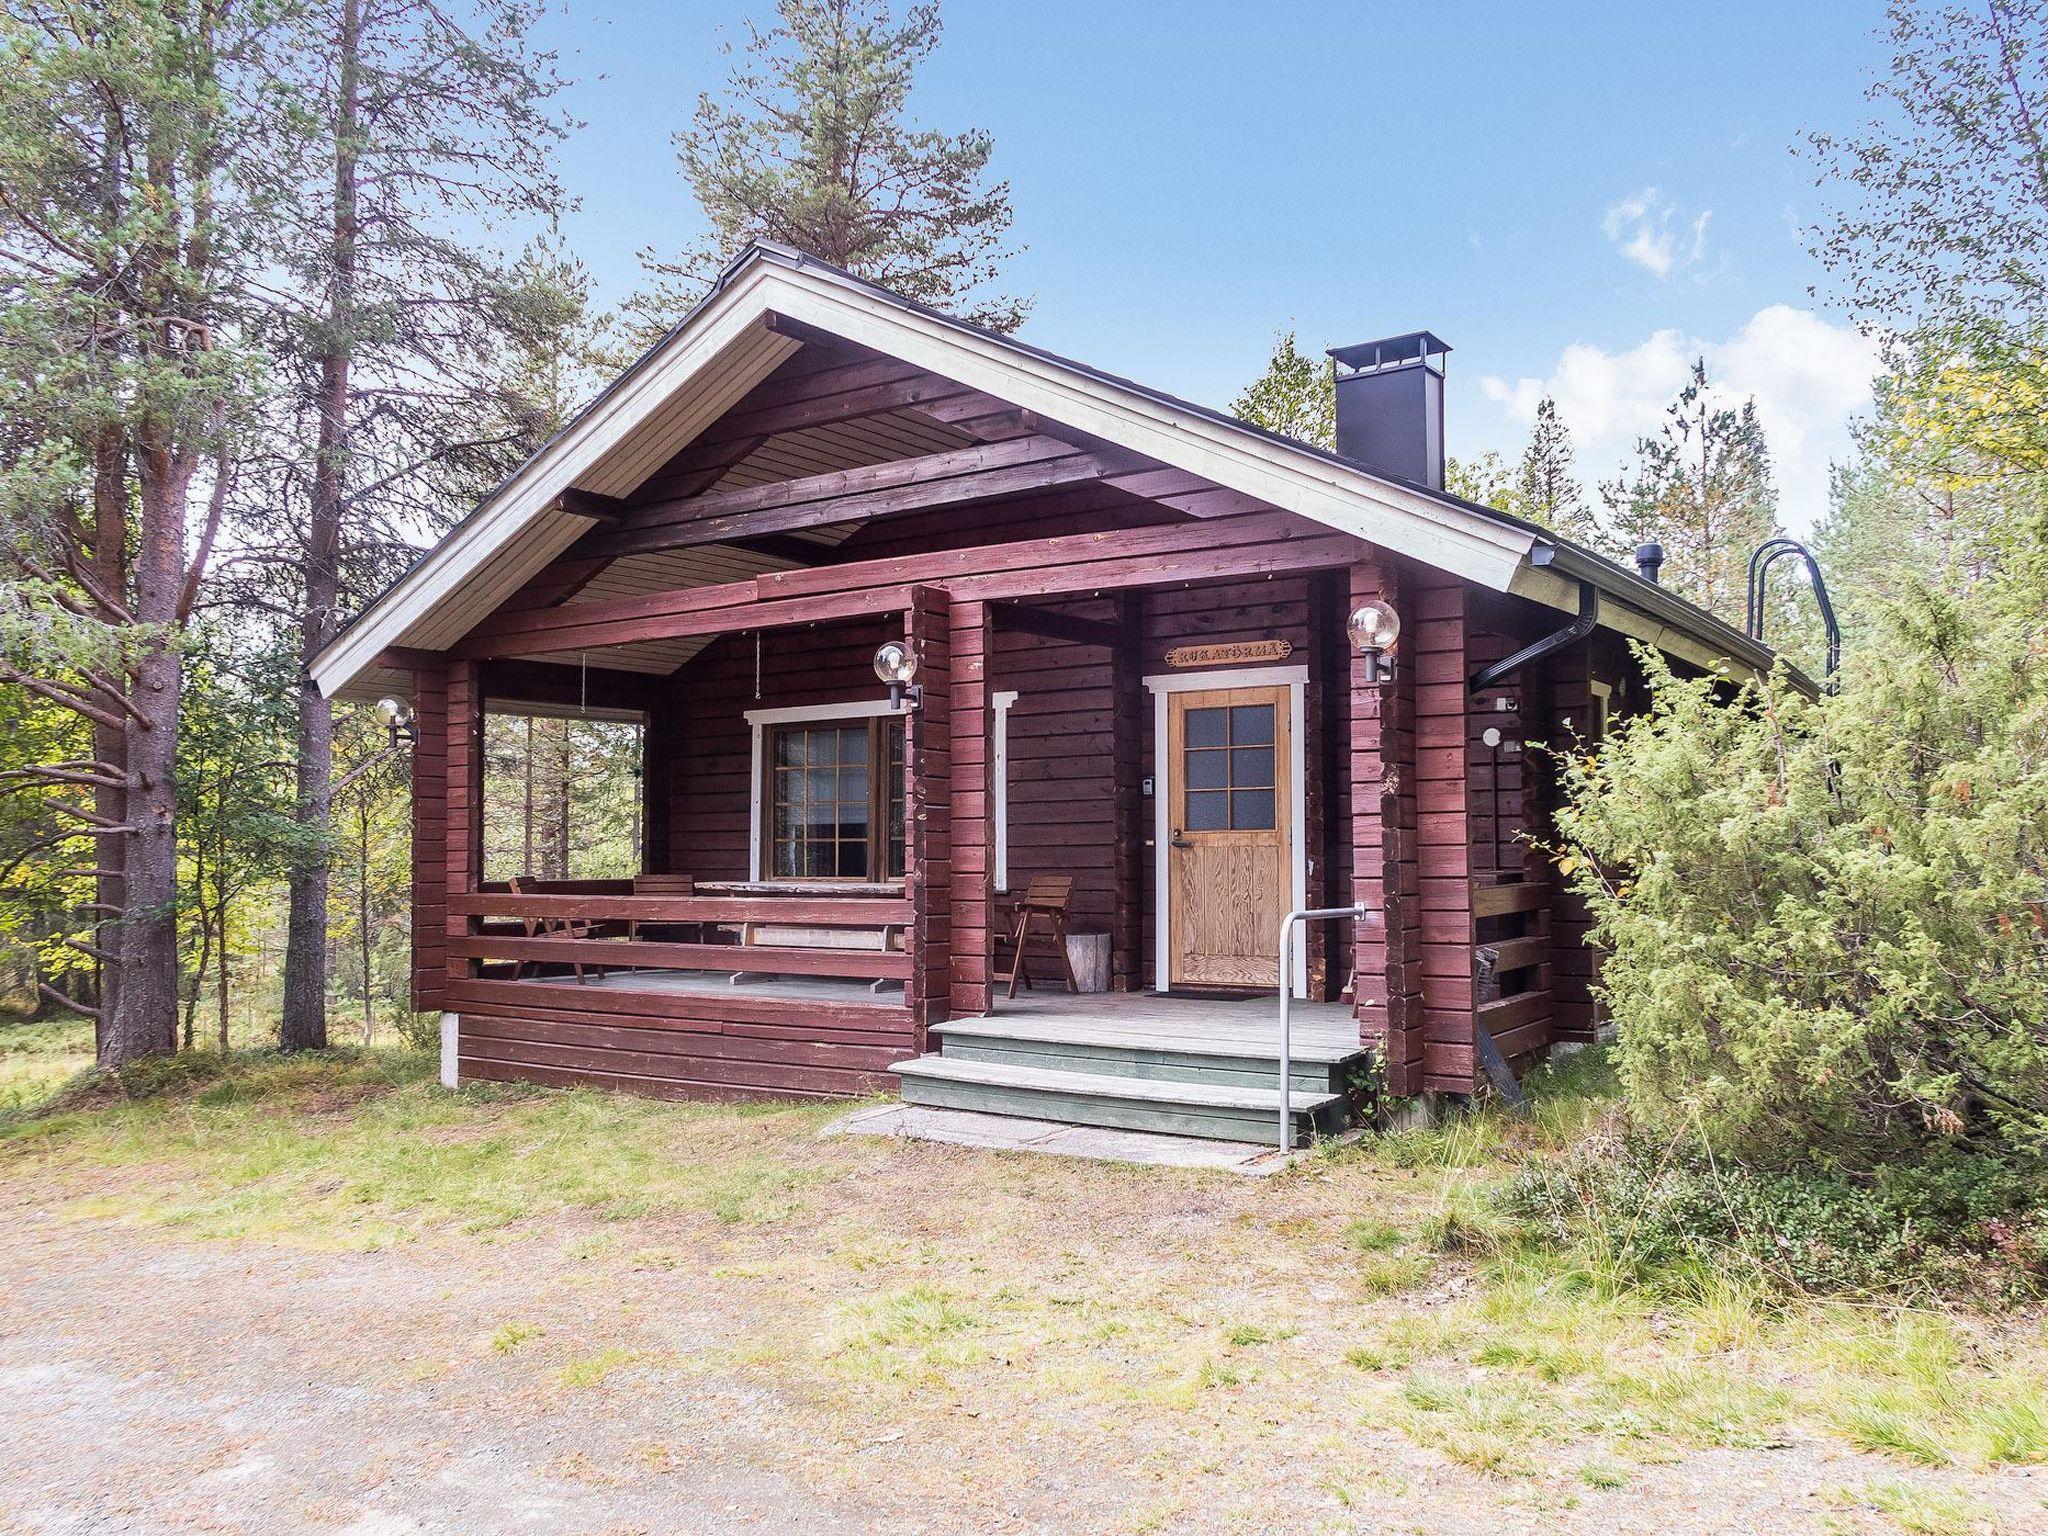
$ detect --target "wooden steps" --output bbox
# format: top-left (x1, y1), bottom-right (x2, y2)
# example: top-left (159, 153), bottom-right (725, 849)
top-left (890, 1011), bottom-right (1367, 1147)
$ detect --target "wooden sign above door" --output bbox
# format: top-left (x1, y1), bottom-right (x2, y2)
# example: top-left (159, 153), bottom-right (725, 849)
top-left (1164, 639), bottom-right (1293, 669)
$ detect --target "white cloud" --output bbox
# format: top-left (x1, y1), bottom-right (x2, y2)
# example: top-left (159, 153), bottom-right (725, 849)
top-left (1477, 305), bottom-right (1880, 533)
top-left (1601, 187), bottom-right (1711, 279)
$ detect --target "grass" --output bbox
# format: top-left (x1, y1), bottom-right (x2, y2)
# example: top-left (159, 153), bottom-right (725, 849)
top-left (6, 1021), bottom-right (2046, 1526)
top-left (2, 1033), bottom-right (835, 1246)
top-left (0, 1015), bottom-right (94, 1115)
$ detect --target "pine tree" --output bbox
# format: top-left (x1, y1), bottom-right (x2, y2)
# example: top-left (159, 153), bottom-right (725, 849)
top-left (243, 0), bottom-right (569, 1052)
top-left (1230, 330), bottom-right (1336, 450)
top-left (1515, 397), bottom-right (1596, 542)
top-left (634, 0), bottom-right (1026, 337)
top-left (0, 0), bottom-right (269, 1063)
top-left (1601, 360), bottom-right (1779, 624)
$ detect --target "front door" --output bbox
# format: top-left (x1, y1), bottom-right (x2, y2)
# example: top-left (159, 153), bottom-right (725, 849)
top-left (1166, 685), bottom-right (1292, 989)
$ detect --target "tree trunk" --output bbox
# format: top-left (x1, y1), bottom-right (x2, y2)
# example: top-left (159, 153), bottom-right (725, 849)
top-left (357, 791), bottom-right (373, 1044)
top-left (217, 815), bottom-right (231, 1053)
top-left (103, 455), bottom-right (188, 1067)
top-left (281, 0), bottom-right (362, 1053)
top-left (522, 714), bottom-right (535, 874)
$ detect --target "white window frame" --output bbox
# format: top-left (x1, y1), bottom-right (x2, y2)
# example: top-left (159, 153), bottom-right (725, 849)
top-left (744, 699), bottom-right (902, 882)
top-left (1141, 665), bottom-right (1310, 998)
top-left (992, 690), bottom-right (1019, 892)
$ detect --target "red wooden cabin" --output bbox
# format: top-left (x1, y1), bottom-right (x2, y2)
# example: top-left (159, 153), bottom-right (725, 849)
top-left (313, 244), bottom-right (1774, 1142)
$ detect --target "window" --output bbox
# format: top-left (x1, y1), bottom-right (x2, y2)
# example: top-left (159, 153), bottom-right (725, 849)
top-left (1182, 702), bottom-right (1276, 830)
top-left (762, 714), bottom-right (906, 881)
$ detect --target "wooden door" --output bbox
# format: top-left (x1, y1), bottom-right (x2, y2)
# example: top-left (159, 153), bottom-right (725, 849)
top-left (1166, 685), bottom-right (1292, 989)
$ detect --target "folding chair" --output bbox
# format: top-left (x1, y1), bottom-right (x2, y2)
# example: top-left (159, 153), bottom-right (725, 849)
top-left (998, 874), bottom-right (1078, 999)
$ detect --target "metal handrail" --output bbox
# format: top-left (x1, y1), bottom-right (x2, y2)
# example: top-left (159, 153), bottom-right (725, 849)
top-left (1276, 903), bottom-right (1373, 1154)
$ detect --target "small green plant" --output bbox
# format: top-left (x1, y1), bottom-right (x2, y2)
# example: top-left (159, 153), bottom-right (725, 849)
top-left (557, 1347), bottom-right (637, 1388)
top-left (1341, 1217), bottom-right (1404, 1252)
top-left (491, 1321), bottom-right (542, 1354)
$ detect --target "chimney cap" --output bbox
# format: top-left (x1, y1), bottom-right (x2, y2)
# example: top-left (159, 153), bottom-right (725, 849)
top-left (1328, 331), bottom-right (1452, 374)
top-left (1634, 541), bottom-right (1665, 583)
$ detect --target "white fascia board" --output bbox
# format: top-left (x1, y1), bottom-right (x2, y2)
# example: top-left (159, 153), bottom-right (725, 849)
top-left (310, 264), bottom-right (793, 699)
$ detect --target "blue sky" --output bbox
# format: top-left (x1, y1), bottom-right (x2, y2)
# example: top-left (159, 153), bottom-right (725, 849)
top-left (540, 1), bottom-right (1893, 530)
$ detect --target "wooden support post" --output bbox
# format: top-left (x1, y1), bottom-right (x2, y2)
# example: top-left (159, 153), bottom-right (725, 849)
top-left (904, 587), bottom-right (953, 1043)
top-left (408, 658), bottom-right (450, 1014)
top-left (1350, 560), bottom-right (1424, 1095)
top-left (1413, 575), bottom-right (1477, 1094)
top-left (948, 599), bottom-right (994, 1018)
top-left (1110, 593), bottom-right (1145, 990)
top-left (443, 659), bottom-right (482, 993)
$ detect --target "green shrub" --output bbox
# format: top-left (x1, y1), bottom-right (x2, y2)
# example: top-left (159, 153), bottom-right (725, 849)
top-left (1493, 1133), bottom-right (2048, 1301)
top-left (1550, 586), bottom-right (2048, 1164)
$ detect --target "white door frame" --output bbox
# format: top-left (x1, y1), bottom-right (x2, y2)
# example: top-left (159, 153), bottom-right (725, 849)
top-left (1141, 665), bottom-right (1309, 998)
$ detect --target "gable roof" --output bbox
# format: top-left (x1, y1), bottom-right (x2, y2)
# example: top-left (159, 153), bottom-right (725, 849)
top-left (312, 242), bottom-right (1778, 699)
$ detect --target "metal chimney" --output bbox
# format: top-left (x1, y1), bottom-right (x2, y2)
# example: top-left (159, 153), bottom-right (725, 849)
top-left (1326, 331), bottom-right (1450, 491)
top-left (1634, 542), bottom-right (1665, 584)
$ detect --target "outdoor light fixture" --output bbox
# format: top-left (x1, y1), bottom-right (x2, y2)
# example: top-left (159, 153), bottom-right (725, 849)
top-left (1347, 600), bottom-right (1401, 685)
top-left (873, 640), bottom-right (921, 710)
top-left (375, 696), bottom-right (418, 750)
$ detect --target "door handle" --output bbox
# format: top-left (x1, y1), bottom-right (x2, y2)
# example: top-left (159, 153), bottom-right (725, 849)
top-left (1170, 828), bottom-right (1193, 849)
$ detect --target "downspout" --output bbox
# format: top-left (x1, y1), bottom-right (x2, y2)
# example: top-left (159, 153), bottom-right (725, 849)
top-left (1468, 575), bottom-right (1598, 694)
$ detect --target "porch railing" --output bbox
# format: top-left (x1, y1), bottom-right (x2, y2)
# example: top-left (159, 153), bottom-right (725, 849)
top-left (446, 888), bottom-right (915, 986)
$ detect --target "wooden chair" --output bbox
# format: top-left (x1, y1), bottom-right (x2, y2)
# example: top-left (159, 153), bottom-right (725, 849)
top-left (997, 874), bottom-right (1078, 999)
top-left (628, 873), bottom-right (698, 946)
top-left (511, 873), bottom-right (606, 985)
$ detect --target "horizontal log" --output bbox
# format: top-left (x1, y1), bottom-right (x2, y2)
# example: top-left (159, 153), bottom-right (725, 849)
top-left (450, 976), bottom-right (910, 1031)
top-left (449, 893), bottom-right (912, 925)
top-left (1473, 881), bottom-right (1548, 918)
top-left (582, 440), bottom-right (1148, 561)
top-left (1479, 935), bottom-right (1548, 972)
top-left (1476, 989), bottom-right (1552, 1034)
top-left (450, 933), bottom-right (913, 980)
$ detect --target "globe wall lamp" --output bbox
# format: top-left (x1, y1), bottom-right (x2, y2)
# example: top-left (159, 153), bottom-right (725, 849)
top-left (1348, 600), bottom-right (1401, 686)
top-left (873, 641), bottom-right (922, 710)
top-left (375, 696), bottom-right (418, 749)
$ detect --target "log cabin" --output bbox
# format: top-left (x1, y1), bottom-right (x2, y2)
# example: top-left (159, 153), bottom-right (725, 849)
top-left (311, 242), bottom-right (1777, 1145)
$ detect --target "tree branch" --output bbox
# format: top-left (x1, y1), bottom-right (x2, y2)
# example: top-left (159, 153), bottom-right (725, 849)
top-left (37, 982), bottom-right (99, 1021)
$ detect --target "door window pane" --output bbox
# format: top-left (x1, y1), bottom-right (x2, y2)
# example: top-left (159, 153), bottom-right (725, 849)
top-left (1186, 748), bottom-right (1229, 789)
top-left (1230, 746), bottom-right (1274, 788)
top-left (1185, 790), bottom-right (1228, 830)
top-left (1185, 706), bottom-right (1229, 747)
top-left (1230, 790), bottom-right (1276, 829)
top-left (1229, 704), bottom-right (1274, 746)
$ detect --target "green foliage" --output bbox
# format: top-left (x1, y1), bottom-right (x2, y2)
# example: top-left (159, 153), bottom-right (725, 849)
top-left (1514, 396), bottom-right (1598, 543)
top-left (636, 0), bottom-right (1026, 336)
top-left (480, 711), bottom-right (644, 883)
top-left (1599, 358), bottom-right (1779, 625)
top-left (1550, 612), bottom-right (2048, 1162)
top-left (1230, 329), bottom-right (1335, 450)
top-left (1496, 1133), bottom-right (2048, 1300)
top-left (1444, 450), bottom-right (1524, 516)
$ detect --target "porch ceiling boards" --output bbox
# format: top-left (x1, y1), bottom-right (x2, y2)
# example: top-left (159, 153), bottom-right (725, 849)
top-left (451, 507), bottom-right (1362, 662)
